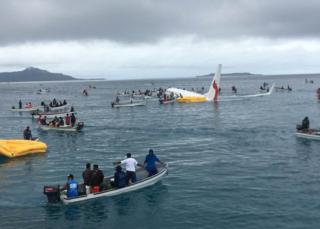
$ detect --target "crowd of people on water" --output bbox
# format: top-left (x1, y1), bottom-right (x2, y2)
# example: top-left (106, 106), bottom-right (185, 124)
top-left (64, 150), bottom-right (164, 198)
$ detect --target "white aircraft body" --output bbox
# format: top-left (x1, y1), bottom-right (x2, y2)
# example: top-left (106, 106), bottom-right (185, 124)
top-left (166, 64), bottom-right (222, 103)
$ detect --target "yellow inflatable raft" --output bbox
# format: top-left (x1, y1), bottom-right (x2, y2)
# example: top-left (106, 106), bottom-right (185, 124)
top-left (0, 140), bottom-right (47, 158)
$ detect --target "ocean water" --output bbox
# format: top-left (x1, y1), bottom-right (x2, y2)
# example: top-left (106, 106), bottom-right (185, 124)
top-left (0, 75), bottom-right (320, 229)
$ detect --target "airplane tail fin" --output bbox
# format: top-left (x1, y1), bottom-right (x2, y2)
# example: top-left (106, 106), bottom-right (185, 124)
top-left (205, 64), bottom-right (222, 101)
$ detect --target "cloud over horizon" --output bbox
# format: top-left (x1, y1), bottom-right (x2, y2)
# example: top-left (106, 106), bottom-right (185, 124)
top-left (1, 0), bottom-right (320, 45)
top-left (1, 0), bottom-right (320, 79)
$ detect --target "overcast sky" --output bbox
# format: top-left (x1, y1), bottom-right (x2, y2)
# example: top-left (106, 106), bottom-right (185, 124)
top-left (1, 0), bottom-right (320, 79)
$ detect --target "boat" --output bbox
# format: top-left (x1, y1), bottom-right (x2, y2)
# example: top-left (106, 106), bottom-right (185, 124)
top-left (36, 88), bottom-right (50, 94)
top-left (275, 86), bottom-right (292, 91)
top-left (295, 130), bottom-right (320, 140)
top-left (43, 163), bottom-right (168, 204)
top-left (111, 98), bottom-right (147, 108)
top-left (48, 104), bottom-right (70, 111)
top-left (38, 122), bottom-right (84, 132)
top-left (159, 98), bottom-right (175, 104)
top-left (0, 139), bottom-right (47, 158)
top-left (32, 111), bottom-right (75, 119)
top-left (10, 106), bottom-right (43, 112)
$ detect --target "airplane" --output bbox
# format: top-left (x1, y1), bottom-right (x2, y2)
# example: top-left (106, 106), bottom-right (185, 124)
top-left (166, 64), bottom-right (222, 103)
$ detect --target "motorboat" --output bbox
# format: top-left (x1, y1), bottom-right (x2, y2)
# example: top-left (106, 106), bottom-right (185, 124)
top-left (44, 163), bottom-right (168, 204)
top-left (111, 97), bottom-right (147, 108)
top-left (38, 122), bottom-right (84, 132)
top-left (32, 111), bottom-right (75, 119)
top-left (295, 130), bottom-right (320, 140)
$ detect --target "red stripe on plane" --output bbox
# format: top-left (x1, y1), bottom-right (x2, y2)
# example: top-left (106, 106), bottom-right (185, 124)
top-left (213, 80), bottom-right (219, 101)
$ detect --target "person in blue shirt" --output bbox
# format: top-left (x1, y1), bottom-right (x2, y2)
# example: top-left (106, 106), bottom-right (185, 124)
top-left (66, 174), bottom-right (78, 198)
top-left (144, 149), bottom-right (164, 177)
top-left (114, 165), bottom-right (127, 188)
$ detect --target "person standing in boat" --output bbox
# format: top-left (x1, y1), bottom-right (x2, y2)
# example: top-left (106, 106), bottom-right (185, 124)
top-left (65, 113), bottom-right (71, 126)
top-left (70, 113), bottom-right (76, 127)
top-left (144, 149), bottom-right (165, 177)
top-left (114, 153), bottom-right (143, 185)
top-left (65, 174), bottom-right (78, 198)
top-left (18, 100), bottom-right (22, 109)
top-left (90, 164), bottom-right (104, 192)
top-left (82, 163), bottom-right (93, 193)
top-left (23, 126), bottom-right (33, 140)
top-left (301, 116), bottom-right (310, 132)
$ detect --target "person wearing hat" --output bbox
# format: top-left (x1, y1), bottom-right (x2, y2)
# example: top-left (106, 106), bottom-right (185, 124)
top-left (144, 149), bottom-right (165, 176)
top-left (66, 174), bottom-right (78, 198)
top-left (23, 126), bottom-right (33, 140)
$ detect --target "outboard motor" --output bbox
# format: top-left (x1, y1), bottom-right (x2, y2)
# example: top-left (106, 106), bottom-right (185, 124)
top-left (43, 185), bottom-right (60, 203)
top-left (76, 122), bottom-right (84, 131)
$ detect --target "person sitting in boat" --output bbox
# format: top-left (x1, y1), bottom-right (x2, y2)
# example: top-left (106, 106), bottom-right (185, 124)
top-left (232, 86), bottom-right (237, 93)
top-left (90, 164), bottom-right (104, 192)
top-left (59, 117), bottom-right (64, 126)
top-left (65, 174), bottom-right (78, 198)
top-left (114, 153), bottom-right (143, 185)
top-left (144, 149), bottom-right (165, 177)
top-left (114, 165), bottom-right (127, 189)
top-left (23, 126), bottom-right (33, 140)
top-left (70, 113), bottom-right (76, 127)
top-left (40, 116), bottom-right (47, 125)
top-left (116, 96), bottom-right (120, 104)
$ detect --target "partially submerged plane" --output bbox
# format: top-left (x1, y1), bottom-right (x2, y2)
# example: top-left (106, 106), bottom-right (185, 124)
top-left (166, 64), bottom-right (274, 103)
top-left (166, 64), bottom-right (222, 103)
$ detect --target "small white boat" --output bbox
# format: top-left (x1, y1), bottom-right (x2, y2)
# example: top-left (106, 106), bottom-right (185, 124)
top-left (295, 130), bottom-right (320, 140)
top-left (111, 99), bottom-right (147, 108)
top-left (10, 106), bottom-right (43, 112)
top-left (38, 122), bottom-right (84, 132)
top-left (36, 88), bottom-right (50, 94)
top-left (44, 164), bottom-right (168, 204)
top-left (159, 99), bottom-right (175, 104)
top-left (49, 104), bottom-right (69, 111)
top-left (32, 112), bottom-right (75, 119)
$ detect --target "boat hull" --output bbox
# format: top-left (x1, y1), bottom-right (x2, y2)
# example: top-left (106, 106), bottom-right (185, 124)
top-left (60, 164), bottom-right (168, 204)
top-left (38, 123), bottom-right (83, 132)
top-left (33, 112), bottom-right (75, 119)
top-left (112, 101), bottom-right (146, 107)
top-left (295, 131), bottom-right (320, 140)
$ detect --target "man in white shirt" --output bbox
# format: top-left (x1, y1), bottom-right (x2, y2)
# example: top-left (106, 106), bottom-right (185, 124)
top-left (114, 153), bottom-right (142, 185)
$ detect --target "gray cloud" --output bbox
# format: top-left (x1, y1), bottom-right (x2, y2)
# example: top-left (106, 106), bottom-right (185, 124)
top-left (1, 0), bottom-right (320, 45)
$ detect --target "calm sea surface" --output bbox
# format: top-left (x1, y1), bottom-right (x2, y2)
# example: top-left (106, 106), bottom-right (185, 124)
top-left (1, 74), bottom-right (320, 229)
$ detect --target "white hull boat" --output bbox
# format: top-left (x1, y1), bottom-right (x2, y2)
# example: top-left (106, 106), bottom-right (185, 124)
top-left (159, 99), bottom-right (175, 104)
top-left (59, 164), bottom-right (167, 204)
top-left (49, 104), bottom-right (69, 111)
top-left (295, 131), bottom-right (320, 140)
top-left (38, 122), bottom-right (84, 132)
top-left (10, 106), bottom-right (43, 112)
top-left (33, 112), bottom-right (75, 119)
top-left (111, 100), bottom-right (146, 108)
